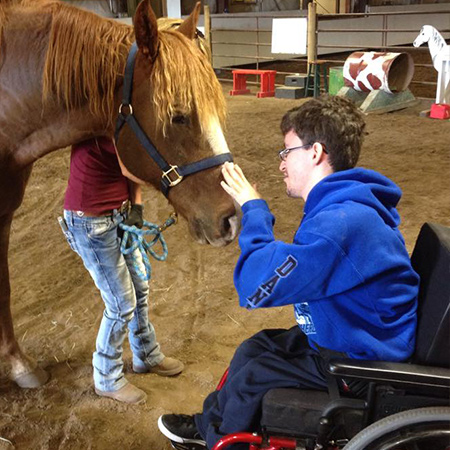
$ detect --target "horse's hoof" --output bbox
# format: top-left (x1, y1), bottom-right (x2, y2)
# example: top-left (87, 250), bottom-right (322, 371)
top-left (12, 366), bottom-right (50, 388)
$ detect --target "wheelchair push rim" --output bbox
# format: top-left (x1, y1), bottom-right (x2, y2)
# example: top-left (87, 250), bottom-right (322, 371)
top-left (343, 406), bottom-right (450, 450)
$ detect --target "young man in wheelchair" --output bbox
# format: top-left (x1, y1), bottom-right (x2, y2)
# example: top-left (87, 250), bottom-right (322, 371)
top-left (158, 95), bottom-right (420, 450)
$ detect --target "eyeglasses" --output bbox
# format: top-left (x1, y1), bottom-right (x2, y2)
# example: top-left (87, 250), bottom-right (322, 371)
top-left (278, 144), bottom-right (312, 161)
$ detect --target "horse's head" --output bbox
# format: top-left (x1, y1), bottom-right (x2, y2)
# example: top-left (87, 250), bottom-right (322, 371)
top-left (413, 25), bottom-right (431, 48)
top-left (115, 1), bottom-right (240, 247)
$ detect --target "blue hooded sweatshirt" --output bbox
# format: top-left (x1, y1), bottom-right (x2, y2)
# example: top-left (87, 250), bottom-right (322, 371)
top-left (234, 168), bottom-right (419, 362)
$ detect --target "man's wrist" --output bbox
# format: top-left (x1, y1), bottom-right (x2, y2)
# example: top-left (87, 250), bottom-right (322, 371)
top-left (241, 198), bottom-right (268, 213)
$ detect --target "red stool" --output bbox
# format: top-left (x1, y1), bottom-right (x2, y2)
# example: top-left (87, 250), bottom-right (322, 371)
top-left (230, 69), bottom-right (276, 98)
top-left (430, 103), bottom-right (450, 120)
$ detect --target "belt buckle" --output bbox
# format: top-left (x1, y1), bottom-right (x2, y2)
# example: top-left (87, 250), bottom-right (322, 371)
top-left (120, 200), bottom-right (130, 214)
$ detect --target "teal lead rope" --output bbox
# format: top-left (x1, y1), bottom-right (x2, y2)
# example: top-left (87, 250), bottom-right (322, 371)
top-left (119, 212), bottom-right (177, 281)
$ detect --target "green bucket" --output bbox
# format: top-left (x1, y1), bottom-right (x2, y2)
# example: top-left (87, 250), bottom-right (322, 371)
top-left (328, 66), bottom-right (344, 96)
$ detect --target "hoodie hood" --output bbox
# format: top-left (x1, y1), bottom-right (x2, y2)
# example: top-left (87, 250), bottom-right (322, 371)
top-left (305, 168), bottom-right (402, 228)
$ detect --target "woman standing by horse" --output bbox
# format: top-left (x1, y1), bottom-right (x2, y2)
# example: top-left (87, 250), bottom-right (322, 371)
top-left (61, 136), bottom-right (184, 404)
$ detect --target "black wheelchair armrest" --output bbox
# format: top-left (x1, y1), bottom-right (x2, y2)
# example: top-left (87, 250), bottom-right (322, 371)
top-left (328, 358), bottom-right (450, 389)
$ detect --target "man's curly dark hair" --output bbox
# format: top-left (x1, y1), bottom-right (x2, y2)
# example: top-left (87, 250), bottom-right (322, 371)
top-left (280, 95), bottom-right (366, 172)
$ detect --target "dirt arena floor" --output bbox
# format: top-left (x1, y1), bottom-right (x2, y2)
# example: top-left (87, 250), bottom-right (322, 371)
top-left (0, 85), bottom-right (449, 450)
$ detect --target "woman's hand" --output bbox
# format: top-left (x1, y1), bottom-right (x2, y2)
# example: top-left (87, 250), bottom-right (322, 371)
top-left (221, 162), bottom-right (261, 206)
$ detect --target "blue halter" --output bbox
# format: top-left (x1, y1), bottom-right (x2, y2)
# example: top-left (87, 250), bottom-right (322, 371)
top-left (115, 42), bottom-right (233, 197)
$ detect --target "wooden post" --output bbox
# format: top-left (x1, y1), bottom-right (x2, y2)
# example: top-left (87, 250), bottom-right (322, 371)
top-left (345, 0), bottom-right (351, 12)
top-left (256, 16), bottom-right (260, 71)
top-left (307, 2), bottom-right (317, 65)
top-left (204, 4), bottom-right (212, 63)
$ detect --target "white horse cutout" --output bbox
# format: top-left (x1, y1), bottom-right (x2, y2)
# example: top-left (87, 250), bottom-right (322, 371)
top-left (414, 25), bottom-right (450, 104)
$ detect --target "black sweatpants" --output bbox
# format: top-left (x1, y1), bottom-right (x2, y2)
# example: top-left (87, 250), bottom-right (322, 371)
top-left (194, 326), bottom-right (330, 450)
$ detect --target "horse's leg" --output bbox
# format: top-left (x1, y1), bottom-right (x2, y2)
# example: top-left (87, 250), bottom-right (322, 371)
top-left (0, 170), bottom-right (49, 388)
top-left (436, 68), bottom-right (444, 104)
top-left (442, 56), bottom-right (450, 105)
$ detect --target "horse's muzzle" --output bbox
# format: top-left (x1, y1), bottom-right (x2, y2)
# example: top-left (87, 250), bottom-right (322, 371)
top-left (190, 211), bottom-right (241, 247)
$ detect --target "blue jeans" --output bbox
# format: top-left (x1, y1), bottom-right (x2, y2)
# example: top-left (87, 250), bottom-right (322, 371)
top-left (63, 209), bottom-right (164, 391)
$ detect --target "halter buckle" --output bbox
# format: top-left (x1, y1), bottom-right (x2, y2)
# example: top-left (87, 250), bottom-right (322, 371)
top-left (162, 165), bottom-right (183, 187)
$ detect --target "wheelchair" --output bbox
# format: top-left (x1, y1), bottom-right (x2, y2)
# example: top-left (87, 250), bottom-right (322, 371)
top-left (210, 223), bottom-right (450, 450)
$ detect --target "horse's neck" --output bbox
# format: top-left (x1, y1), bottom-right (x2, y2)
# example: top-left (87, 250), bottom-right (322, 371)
top-left (0, 8), bottom-right (50, 146)
top-left (0, 7), bottom-right (114, 165)
top-left (428, 29), bottom-right (446, 59)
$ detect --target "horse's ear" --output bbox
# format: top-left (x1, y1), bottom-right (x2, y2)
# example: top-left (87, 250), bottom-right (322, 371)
top-left (177, 2), bottom-right (201, 40)
top-left (134, 0), bottom-right (159, 61)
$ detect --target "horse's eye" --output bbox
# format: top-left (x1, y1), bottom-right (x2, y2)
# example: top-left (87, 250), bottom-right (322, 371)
top-left (172, 115), bottom-right (189, 125)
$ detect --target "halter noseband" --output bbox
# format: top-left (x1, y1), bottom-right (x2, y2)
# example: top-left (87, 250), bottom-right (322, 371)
top-left (115, 42), bottom-right (233, 197)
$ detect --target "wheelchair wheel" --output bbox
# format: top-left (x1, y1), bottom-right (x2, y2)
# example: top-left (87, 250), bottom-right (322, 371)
top-left (342, 406), bottom-right (450, 450)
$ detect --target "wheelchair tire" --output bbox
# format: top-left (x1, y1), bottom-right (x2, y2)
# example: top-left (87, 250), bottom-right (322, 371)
top-left (342, 406), bottom-right (450, 450)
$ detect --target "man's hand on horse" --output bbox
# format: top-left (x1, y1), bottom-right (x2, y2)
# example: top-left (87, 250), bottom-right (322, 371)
top-left (221, 162), bottom-right (261, 206)
top-left (125, 204), bottom-right (144, 228)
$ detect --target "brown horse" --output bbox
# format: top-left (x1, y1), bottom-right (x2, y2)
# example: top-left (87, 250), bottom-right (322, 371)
top-left (0, 0), bottom-right (239, 388)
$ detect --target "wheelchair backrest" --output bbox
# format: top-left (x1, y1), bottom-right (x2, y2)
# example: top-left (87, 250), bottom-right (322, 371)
top-left (410, 223), bottom-right (450, 368)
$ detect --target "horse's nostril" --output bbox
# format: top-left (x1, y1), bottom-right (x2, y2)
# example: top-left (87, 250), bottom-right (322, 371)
top-left (218, 216), bottom-right (230, 236)
top-left (221, 214), bottom-right (240, 240)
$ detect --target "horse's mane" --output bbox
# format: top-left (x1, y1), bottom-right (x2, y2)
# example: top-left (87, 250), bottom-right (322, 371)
top-left (151, 30), bottom-right (225, 132)
top-left (42, 1), bottom-right (134, 122)
top-left (0, 0), bottom-right (41, 7)
top-left (0, 0), bottom-right (55, 45)
top-left (1, 0), bottom-right (225, 132)
top-left (157, 17), bottom-right (212, 60)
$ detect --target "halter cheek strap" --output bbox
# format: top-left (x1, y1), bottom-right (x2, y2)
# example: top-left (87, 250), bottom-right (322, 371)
top-left (115, 42), bottom-right (233, 197)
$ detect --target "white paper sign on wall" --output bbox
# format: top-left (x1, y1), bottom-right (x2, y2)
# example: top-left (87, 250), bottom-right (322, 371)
top-left (167, 0), bottom-right (181, 18)
top-left (271, 18), bottom-right (307, 55)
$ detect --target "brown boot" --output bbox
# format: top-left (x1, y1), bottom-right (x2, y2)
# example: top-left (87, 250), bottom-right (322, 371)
top-left (133, 357), bottom-right (184, 377)
top-left (95, 382), bottom-right (147, 404)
